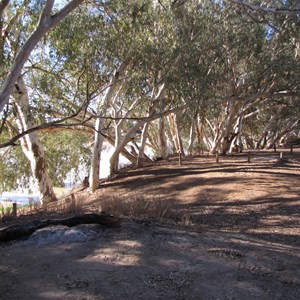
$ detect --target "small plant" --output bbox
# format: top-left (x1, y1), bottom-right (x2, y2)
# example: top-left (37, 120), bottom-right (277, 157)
top-left (0, 202), bottom-right (14, 222)
top-left (64, 195), bottom-right (83, 214)
top-left (43, 194), bottom-right (83, 215)
top-left (99, 193), bottom-right (180, 223)
top-left (0, 204), bottom-right (5, 216)
top-left (0, 203), bottom-right (12, 216)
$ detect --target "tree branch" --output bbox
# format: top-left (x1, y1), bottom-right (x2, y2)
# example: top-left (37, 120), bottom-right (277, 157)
top-left (0, 97), bottom-right (93, 148)
top-left (228, 0), bottom-right (300, 15)
top-left (0, 0), bottom-right (84, 113)
top-left (0, 118), bottom-right (94, 148)
top-left (38, 0), bottom-right (55, 27)
top-left (0, 0), bottom-right (9, 17)
top-left (50, 0), bottom-right (85, 28)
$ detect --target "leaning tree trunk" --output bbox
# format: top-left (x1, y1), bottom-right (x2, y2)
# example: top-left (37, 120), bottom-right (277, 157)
top-left (210, 122), bottom-right (221, 154)
top-left (89, 60), bottom-right (130, 190)
top-left (110, 120), bottom-right (146, 175)
top-left (0, 0), bottom-right (84, 113)
top-left (14, 76), bottom-right (57, 204)
top-left (109, 83), bottom-right (166, 176)
top-left (256, 116), bottom-right (275, 149)
top-left (105, 135), bottom-right (137, 164)
top-left (109, 78), bottom-right (132, 174)
top-left (136, 122), bottom-right (151, 167)
top-left (229, 115), bottom-right (244, 153)
top-left (211, 100), bottom-right (240, 155)
top-left (112, 124), bottom-right (122, 173)
top-left (198, 117), bottom-right (212, 153)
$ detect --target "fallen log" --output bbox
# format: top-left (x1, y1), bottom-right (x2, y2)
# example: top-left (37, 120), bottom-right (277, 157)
top-left (0, 213), bottom-right (120, 243)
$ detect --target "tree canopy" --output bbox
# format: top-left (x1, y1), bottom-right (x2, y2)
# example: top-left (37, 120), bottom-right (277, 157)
top-left (0, 0), bottom-right (299, 200)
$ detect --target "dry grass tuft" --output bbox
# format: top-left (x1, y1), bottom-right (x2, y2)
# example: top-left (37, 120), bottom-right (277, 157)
top-left (97, 193), bottom-right (188, 224)
top-left (43, 194), bottom-right (83, 215)
top-left (0, 203), bottom-right (14, 222)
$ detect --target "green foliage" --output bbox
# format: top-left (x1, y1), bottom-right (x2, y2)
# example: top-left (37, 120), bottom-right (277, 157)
top-left (0, 145), bottom-right (31, 191)
top-left (42, 130), bottom-right (92, 187)
top-left (0, 130), bottom-right (91, 190)
top-left (0, 204), bottom-right (13, 217)
top-left (1, 0), bottom-right (299, 188)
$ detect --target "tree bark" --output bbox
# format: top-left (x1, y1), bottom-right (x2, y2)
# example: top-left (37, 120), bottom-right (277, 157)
top-left (109, 83), bottom-right (166, 176)
top-left (0, 0), bottom-right (9, 61)
top-left (136, 122), bottom-right (150, 167)
top-left (89, 60), bottom-right (130, 190)
top-left (229, 115), bottom-right (243, 153)
top-left (168, 113), bottom-right (184, 156)
top-left (187, 113), bottom-right (197, 155)
top-left (14, 76), bottom-right (57, 204)
top-left (89, 117), bottom-right (105, 192)
top-left (210, 100), bottom-right (240, 154)
top-left (105, 135), bottom-right (137, 164)
top-left (158, 117), bottom-right (168, 159)
top-left (168, 114), bottom-right (178, 153)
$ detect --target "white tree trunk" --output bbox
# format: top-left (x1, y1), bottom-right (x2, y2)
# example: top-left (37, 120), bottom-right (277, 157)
top-left (89, 117), bottom-right (105, 192)
top-left (14, 77), bottom-right (57, 204)
top-left (89, 60), bottom-right (130, 189)
top-left (109, 83), bottom-right (166, 176)
top-left (109, 119), bottom-right (147, 175)
top-left (0, 0), bottom-right (84, 113)
top-left (105, 135), bottom-right (137, 164)
top-left (210, 101), bottom-right (240, 154)
top-left (168, 114), bottom-right (178, 153)
top-left (112, 121), bottom-right (122, 173)
top-left (229, 115), bottom-right (243, 153)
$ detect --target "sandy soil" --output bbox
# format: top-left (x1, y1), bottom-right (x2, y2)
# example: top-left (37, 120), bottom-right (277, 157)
top-left (0, 149), bottom-right (299, 300)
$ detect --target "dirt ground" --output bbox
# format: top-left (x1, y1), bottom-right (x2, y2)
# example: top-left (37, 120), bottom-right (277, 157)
top-left (0, 149), bottom-right (300, 300)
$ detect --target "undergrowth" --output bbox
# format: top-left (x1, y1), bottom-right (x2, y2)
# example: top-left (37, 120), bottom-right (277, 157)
top-left (0, 203), bottom-right (14, 222)
top-left (44, 194), bottom-right (83, 215)
top-left (97, 194), bottom-right (191, 225)
top-left (1, 193), bottom-right (191, 226)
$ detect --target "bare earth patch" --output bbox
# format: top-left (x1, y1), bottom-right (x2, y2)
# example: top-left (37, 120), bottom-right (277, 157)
top-left (1, 149), bottom-right (299, 299)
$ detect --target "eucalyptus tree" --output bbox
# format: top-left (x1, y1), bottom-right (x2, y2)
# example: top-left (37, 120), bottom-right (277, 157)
top-left (43, 0), bottom-right (156, 188)
top-left (0, 0), bottom-right (84, 114)
top-left (0, 1), bottom-right (93, 202)
top-left (194, 0), bottom-right (300, 154)
top-left (15, 1), bottom-right (144, 191)
top-left (79, 0), bottom-right (187, 176)
top-left (157, 0), bottom-right (228, 155)
top-left (1, 0), bottom-right (299, 200)
top-left (242, 96), bottom-right (300, 149)
top-left (151, 0), bottom-right (300, 155)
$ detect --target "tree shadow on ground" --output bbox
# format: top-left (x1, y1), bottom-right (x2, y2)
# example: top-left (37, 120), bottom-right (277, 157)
top-left (95, 151), bottom-right (300, 249)
top-left (183, 195), bottom-right (300, 247)
top-left (0, 220), bottom-right (300, 300)
top-left (1, 151), bottom-right (299, 299)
